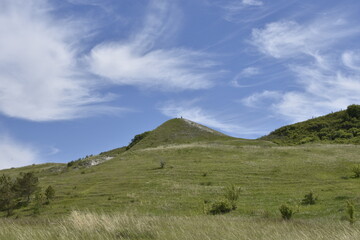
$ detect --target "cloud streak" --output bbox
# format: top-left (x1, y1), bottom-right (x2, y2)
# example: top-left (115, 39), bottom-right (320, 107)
top-left (87, 0), bottom-right (217, 91)
top-left (0, 136), bottom-right (39, 169)
top-left (0, 0), bottom-right (114, 121)
top-left (246, 17), bottom-right (360, 122)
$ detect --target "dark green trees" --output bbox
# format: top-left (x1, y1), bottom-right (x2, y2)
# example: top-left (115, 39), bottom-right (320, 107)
top-left (45, 185), bottom-right (55, 203)
top-left (0, 172), bottom-right (41, 216)
top-left (0, 175), bottom-right (18, 216)
top-left (13, 172), bottom-right (39, 203)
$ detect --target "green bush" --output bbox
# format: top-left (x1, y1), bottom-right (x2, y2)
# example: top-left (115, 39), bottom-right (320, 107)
top-left (279, 204), bottom-right (293, 220)
top-left (347, 105), bottom-right (360, 119)
top-left (346, 201), bottom-right (356, 225)
top-left (301, 192), bottom-right (317, 205)
top-left (224, 184), bottom-right (241, 210)
top-left (208, 199), bottom-right (233, 215)
top-left (126, 131), bottom-right (151, 150)
top-left (353, 165), bottom-right (360, 178)
top-left (159, 160), bottom-right (166, 169)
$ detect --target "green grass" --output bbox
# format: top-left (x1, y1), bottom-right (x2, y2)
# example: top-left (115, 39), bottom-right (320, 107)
top-left (1, 117), bottom-right (360, 238)
top-left (1, 142), bottom-right (359, 219)
top-left (262, 104), bottom-right (360, 145)
top-left (0, 211), bottom-right (359, 240)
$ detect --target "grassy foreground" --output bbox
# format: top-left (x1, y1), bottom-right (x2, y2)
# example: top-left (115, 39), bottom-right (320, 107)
top-left (0, 211), bottom-right (359, 240)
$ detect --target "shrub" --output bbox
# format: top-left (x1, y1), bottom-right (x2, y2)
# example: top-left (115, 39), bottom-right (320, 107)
top-left (346, 201), bottom-right (356, 225)
top-left (301, 192), bottom-right (317, 205)
top-left (67, 161), bottom-right (75, 168)
top-left (33, 191), bottom-right (44, 215)
top-left (208, 199), bottom-right (233, 215)
top-left (45, 185), bottom-right (55, 203)
top-left (347, 104), bottom-right (360, 119)
top-left (352, 165), bottom-right (360, 178)
top-left (224, 184), bottom-right (241, 210)
top-left (279, 204), bottom-right (293, 220)
top-left (159, 160), bottom-right (166, 169)
top-left (126, 131), bottom-right (151, 150)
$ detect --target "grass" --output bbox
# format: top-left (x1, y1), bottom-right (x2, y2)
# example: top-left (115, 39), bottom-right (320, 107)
top-left (1, 142), bottom-right (359, 219)
top-left (1, 118), bottom-right (360, 238)
top-left (0, 211), bottom-right (359, 240)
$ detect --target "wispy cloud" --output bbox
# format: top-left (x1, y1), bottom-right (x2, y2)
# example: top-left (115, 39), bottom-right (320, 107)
top-left (342, 50), bottom-right (360, 71)
top-left (242, 0), bottom-right (263, 6)
top-left (251, 19), bottom-right (357, 59)
top-left (231, 67), bottom-right (261, 87)
top-left (0, 135), bottom-right (39, 169)
top-left (0, 0), bottom-right (114, 121)
top-left (241, 90), bottom-right (281, 108)
top-left (245, 16), bottom-right (360, 122)
top-left (87, 0), bottom-right (218, 91)
top-left (159, 100), bottom-right (262, 135)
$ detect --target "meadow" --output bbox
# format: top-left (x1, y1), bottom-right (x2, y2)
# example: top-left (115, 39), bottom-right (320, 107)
top-left (1, 118), bottom-right (360, 239)
top-left (0, 211), bottom-right (359, 240)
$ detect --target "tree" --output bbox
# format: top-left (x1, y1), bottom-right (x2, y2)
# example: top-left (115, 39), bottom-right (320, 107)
top-left (33, 191), bottom-right (44, 215)
top-left (45, 185), bottom-right (55, 203)
top-left (0, 175), bottom-right (18, 216)
top-left (13, 172), bottom-right (39, 204)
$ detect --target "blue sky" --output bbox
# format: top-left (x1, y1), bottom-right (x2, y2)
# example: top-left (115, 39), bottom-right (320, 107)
top-left (1, 0), bottom-right (360, 169)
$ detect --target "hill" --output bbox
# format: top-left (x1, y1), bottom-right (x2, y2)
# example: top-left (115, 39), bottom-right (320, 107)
top-left (126, 118), bottom-right (232, 150)
top-left (0, 117), bottom-right (359, 222)
top-left (262, 104), bottom-right (360, 145)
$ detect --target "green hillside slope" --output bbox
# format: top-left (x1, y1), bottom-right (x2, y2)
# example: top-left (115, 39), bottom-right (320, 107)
top-left (0, 117), bottom-right (359, 220)
top-left (262, 104), bottom-right (360, 145)
top-left (127, 118), bottom-right (234, 150)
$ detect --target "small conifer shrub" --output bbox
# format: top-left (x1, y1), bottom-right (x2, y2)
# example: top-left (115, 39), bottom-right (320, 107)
top-left (279, 204), bottom-right (293, 220)
top-left (301, 192), bottom-right (317, 205)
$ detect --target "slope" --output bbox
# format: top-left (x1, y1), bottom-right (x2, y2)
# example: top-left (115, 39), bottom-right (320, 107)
top-left (127, 118), bottom-right (249, 150)
top-left (262, 104), bottom-right (360, 145)
top-left (0, 118), bottom-right (359, 220)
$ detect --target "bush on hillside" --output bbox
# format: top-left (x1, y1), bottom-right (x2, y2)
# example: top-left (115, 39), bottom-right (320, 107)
top-left (126, 131), bottom-right (151, 150)
top-left (279, 204), bottom-right (294, 220)
top-left (224, 184), bottom-right (241, 210)
top-left (208, 199), bottom-right (233, 215)
top-left (301, 192), bottom-right (317, 205)
top-left (352, 165), bottom-right (360, 178)
top-left (347, 105), bottom-right (360, 119)
top-left (346, 201), bottom-right (356, 224)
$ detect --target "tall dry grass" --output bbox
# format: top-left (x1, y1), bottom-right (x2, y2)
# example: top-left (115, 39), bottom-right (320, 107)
top-left (0, 211), bottom-right (359, 240)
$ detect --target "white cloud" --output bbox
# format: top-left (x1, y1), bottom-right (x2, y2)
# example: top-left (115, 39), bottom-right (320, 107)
top-left (231, 67), bottom-right (261, 87)
top-left (342, 51), bottom-right (360, 71)
top-left (241, 90), bottom-right (281, 108)
top-left (247, 17), bottom-right (360, 122)
top-left (0, 0), bottom-right (113, 121)
top-left (87, 0), bottom-right (217, 91)
top-left (159, 100), bottom-right (261, 135)
top-left (242, 0), bottom-right (263, 6)
top-left (241, 67), bottom-right (261, 77)
top-left (0, 136), bottom-right (39, 169)
top-left (251, 20), bottom-right (358, 59)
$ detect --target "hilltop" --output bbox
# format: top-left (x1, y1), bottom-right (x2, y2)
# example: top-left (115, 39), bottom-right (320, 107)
top-left (126, 118), bottom-right (234, 151)
top-left (262, 104), bottom-right (360, 145)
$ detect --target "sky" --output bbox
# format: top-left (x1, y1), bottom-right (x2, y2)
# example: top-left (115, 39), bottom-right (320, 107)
top-left (1, 0), bottom-right (360, 169)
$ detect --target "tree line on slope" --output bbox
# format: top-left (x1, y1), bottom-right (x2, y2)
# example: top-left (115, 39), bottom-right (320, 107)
top-left (0, 172), bottom-right (55, 217)
top-left (263, 105), bottom-right (360, 145)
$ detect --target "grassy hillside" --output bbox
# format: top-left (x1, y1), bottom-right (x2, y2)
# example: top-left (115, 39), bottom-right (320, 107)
top-left (1, 141), bottom-right (359, 219)
top-left (262, 105), bottom-right (360, 145)
top-left (1, 116), bottom-right (360, 239)
top-left (127, 118), bottom-right (235, 150)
